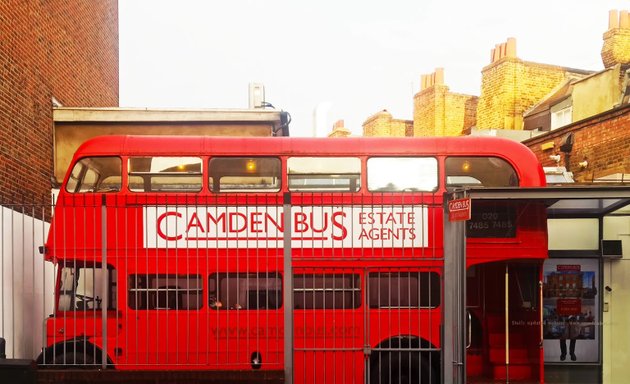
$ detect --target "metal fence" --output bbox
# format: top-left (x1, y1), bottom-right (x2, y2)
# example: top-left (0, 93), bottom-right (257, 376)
top-left (0, 193), bottom-right (455, 384)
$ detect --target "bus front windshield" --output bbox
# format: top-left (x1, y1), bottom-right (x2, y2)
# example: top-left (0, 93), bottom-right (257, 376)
top-left (57, 264), bottom-right (117, 312)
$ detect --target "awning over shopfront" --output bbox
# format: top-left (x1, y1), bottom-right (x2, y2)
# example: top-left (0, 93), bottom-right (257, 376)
top-left (467, 185), bottom-right (630, 218)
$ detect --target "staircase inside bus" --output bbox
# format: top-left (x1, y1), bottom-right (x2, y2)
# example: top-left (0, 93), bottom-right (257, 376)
top-left (467, 261), bottom-right (542, 383)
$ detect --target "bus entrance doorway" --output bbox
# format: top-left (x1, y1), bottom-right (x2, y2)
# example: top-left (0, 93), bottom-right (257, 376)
top-left (467, 261), bottom-right (544, 383)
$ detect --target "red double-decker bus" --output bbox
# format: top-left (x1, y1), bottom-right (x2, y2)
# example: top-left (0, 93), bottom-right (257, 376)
top-left (37, 135), bottom-right (547, 383)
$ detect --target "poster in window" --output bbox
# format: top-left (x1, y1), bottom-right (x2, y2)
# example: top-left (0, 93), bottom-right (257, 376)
top-left (543, 258), bottom-right (599, 363)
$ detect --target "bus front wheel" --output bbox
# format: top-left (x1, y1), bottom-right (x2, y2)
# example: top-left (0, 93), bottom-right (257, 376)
top-left (52, 351), bottom-right (95, 368)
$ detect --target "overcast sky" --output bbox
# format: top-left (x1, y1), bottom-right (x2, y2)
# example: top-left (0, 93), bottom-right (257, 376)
top-left (119, 0), bottom-right (628, 137)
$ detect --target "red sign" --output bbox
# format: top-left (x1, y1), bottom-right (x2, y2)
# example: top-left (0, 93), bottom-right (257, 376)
top-left (557, 298), bottom-right (582, 316)
top-left (448, 198), bottom-right (471, 222)
top-left (557, 265), bottom-right (581, 272)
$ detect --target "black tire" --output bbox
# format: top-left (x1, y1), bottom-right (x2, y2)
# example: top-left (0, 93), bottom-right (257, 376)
top-left (53, 351), bottom-right (96, 368)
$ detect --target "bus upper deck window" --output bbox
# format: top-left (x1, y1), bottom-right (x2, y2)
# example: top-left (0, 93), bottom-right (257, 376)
top-left (128, 157), bottom-right (202, 192)
top-left (65, 157), bottom-right (122, 193)
top-left (367, 157), bottom-right (438, 192)
top-left (209, 157), bottom-right (281, 192)
top-left (288, 157), bottom-right (361, 192)
top-left (445, 157), bottom-right (519, 188)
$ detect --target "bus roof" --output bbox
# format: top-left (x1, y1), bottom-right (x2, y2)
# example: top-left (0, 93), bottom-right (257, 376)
top-left (74, 135), bottom-right (533, 157)
top-left (72, 135), bottom-right (546, 186)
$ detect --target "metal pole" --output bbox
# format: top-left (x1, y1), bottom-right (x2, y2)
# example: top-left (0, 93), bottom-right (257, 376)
top-left (459, 200), bottom-right (467, 384)
top-left (101, 196), bottom-right (108, 369)
top-left (505, 264), bottom-right (509, 382)
top-left (443, 192), bottom-right (467, 384)
top-left (283, 193), bottom-right (293, 384)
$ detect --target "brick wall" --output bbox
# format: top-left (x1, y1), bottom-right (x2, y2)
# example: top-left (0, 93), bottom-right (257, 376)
top-left (601, 10), bottom-right (630, 70)
top-left (412, 85), bottom-right (478, 137)
top-left (328, 119), bottom-right (353, 137)
top-left (411, 68), bottom-right (478, 137)
top-left (477, 58), bottom-right (578, 131)
top-left (476, 38), bottom-right (594, 131)
top-left (362, 110), bottom-right (410, 137)
top-left (413, 86), bottom-right (440, 136)
top-left (524, 104), bottom-right (630, 182)
top-left (0, 0), bottom-right (119, 199)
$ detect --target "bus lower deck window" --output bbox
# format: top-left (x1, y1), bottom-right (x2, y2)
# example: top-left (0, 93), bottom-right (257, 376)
top-left (368, 271), bottom-right (440, 309)
top-left (293, 274), bottom-right (361, 309)
top-left (209, 273), bottom-right (282, 310)
top-left (128, 275), bottom-right (203, 310)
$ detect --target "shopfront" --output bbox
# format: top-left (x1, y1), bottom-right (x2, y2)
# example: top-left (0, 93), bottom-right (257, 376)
top-left (470, 185), bottom-right (630, 384)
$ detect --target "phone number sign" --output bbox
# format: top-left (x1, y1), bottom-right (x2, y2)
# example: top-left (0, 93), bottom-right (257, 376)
top-left (466, 206), bottom-right (516, 238)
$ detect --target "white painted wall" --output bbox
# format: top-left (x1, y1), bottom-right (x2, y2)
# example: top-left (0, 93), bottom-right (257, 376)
top-left (548, 218), bottom-right (599, 250)
top-left (602, 216), bottom-right (630, 384)
top-left (0, 205), bottom-right (55, 359)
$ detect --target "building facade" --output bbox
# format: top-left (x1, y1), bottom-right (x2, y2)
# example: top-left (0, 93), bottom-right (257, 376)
top-left (0, 1), bottom-right (118, 360)
top-left (354, 8), bottom-right (630, 384)
top-left (525, 104), bottom-right (630, 183)
top-left (360, 11), bottom-right (629, 143)
top-left (0, 0), bottom-right (119, 199)
top-left (522, 12), bottom-right (629, 382)
top-left (52, 107), bottom-right (290, 182)
top-left (413, 68), bottom-right (478, 137)
top-left (362, 110), bottom-right (412, 137)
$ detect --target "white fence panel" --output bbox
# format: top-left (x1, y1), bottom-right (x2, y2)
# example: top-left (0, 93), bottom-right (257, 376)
top-left (0, 204), bottom-right (55, 359)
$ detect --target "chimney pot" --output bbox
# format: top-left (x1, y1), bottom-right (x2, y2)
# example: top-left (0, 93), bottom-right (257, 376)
top-left (506, 37), bottom-right (517, 58)
top-left (435, 68), bottom-right (444, 85)
top-left (609, 10), bottom-right (619, 29)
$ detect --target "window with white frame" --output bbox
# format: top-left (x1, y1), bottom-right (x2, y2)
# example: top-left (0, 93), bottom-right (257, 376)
top-left (551, 106), bottom-right (572, 130)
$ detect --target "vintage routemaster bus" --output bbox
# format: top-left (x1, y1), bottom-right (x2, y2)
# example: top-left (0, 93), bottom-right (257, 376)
top-left (37, 135), bottom-right (547, 383)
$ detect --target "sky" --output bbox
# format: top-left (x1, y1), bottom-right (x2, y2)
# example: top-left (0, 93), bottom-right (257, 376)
top-left (119, 0), bottom-right (629, 137)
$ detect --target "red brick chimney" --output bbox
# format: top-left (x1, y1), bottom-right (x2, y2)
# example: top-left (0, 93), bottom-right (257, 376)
top-left (601, 10), bottom-right (630, 68)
